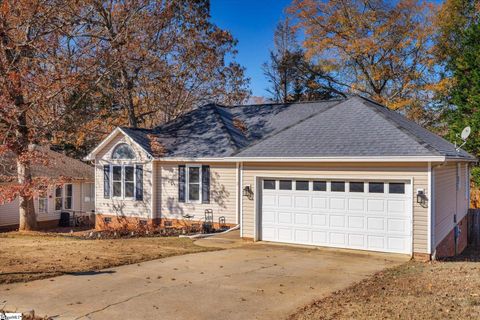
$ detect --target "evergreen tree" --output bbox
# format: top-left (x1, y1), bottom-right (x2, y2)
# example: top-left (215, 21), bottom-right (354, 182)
top-left (445, 21), bottom-right (480, 183)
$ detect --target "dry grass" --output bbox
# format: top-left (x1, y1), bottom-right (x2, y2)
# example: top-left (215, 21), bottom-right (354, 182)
top-left (0, 231), bottom-right (216, 284)
top-left (289, 248), bottom-right (480, 320)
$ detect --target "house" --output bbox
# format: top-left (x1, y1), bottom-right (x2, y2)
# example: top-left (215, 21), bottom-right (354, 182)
top-left (85, 96), bottom-right (476, 259)
top-left (0, 145), bottom-right (95, 230)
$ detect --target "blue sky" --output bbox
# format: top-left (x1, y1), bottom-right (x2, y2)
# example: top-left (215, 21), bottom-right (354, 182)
top-left (210, 0), bottom-right (292, 98)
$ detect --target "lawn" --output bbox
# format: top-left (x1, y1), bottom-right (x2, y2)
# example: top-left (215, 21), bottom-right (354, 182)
top-left (289, 248), bottom-right (480, 320)
top-left (0, 231), bottom-right (216, 284)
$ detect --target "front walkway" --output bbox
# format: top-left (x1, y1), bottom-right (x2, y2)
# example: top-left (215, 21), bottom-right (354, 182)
top-left (1, 243), bottom-right (407, 319)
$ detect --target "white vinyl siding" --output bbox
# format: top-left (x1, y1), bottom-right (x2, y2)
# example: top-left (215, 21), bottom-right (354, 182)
top-left (94, 132), bottom-right (152, 219)
top-left (0, 182), bottom-right (93, 227)
top-left (434, 162), bottom-right (469, 248)
top-left (156, 162), bottom-right (237, 225)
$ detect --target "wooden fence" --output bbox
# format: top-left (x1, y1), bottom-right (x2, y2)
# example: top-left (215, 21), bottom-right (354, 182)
top-left (468, 209), bottom-right (480, 247)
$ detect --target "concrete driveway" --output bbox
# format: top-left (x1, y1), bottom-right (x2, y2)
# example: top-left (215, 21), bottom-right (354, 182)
top-left (0, 242), bottom-right (407, 319)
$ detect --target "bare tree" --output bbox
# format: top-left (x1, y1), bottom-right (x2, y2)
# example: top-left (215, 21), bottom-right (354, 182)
top-left (75, 0), bottom-right (250, 128)
top-left (263, 19), bottom-right (344, 103)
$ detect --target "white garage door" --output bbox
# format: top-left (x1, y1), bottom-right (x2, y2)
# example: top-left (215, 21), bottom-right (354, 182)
top-left (260, 179), bottom-right (412, 254)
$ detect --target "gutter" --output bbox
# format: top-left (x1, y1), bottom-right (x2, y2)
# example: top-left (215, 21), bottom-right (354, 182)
top-left (151, 156), bottom-right (447, 163)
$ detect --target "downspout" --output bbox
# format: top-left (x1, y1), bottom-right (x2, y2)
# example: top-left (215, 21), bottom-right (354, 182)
top-left (239, 162), bottom-right (243, 238)
top-left (454, 163), bottom-right (461, 256)
top-left (235, 162), bottom-right (239, 225)
top-left (427, 162), bottom-right (435, 258)
top-left (151, 159), bottom-right (157, 224)
top-left (80, 183), bottom-right (83, 213)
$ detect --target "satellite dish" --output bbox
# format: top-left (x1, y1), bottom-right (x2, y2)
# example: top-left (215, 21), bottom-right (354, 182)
top-left (461, 126), bottom-right (471, 141)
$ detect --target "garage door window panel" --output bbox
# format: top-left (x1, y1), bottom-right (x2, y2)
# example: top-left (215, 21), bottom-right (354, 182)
top-left (295, 181), bottom-right (309, 191)
top-left (263, 180), bottom-right (276, 190)
top-left (349, 182), bottom-right (364, 193)
top-left (388, 183), bottom-right (405, 194)
top-left (331, 181), bottom-right (345, 192)
top-left (369, 182), bottom-right (384, 193)
top-left (279, 180), bottom-right (292, 190)
top-left (313, 181), bottom-right (327, 191)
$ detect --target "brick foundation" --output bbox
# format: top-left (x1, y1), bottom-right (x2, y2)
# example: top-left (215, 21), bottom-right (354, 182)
top-left (95, 214), bottom-right (158, 230)
top-left (412, 252), bottom-right (431, 261)
top-left (95, 214), bottom-right (236, 231)
top-left (435, 214), bottom-right (468, 258)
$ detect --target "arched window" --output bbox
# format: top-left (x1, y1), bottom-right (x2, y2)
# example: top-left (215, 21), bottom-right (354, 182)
top-left (111, 143), bottom-right (135, 160)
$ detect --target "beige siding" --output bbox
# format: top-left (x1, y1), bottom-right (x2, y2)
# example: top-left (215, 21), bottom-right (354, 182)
top-left (241, 162), bottom-right (429, 253)
top-left (95, 132), bottom-right (153, 219)
top-left (156, 162), bottom-right (237, 225)
top-left (0, 181), bottom-right (92, 226)
top-left (434, 162), bottom-right (469, 247)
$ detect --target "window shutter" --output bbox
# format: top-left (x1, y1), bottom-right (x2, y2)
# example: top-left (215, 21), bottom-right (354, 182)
top-left (135, 165), bottom-right (143, 201)
top-left (202, 165), bottom-right (210, 204)
top-left (103, 165), bottom-right (110, 199)
top-left (178, 165), bottom-right (186, 202)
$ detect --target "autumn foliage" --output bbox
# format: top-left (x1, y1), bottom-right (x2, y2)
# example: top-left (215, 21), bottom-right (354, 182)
top-left (0, 0), bottom-right (250, 230)
top-left (289, 0), bottom-right (438, 117)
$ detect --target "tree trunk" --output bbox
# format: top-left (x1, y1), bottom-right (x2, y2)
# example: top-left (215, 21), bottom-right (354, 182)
top-left (127, 89), bottom-right (137, 128)
top-left (16, 112), bottom-right (37, 231)
top-left (120, 68), bottom-right (138, 128)
top-left (17, 159), bottom-right (37, 231)
top-left (282, 69), bottom-right (288, 103)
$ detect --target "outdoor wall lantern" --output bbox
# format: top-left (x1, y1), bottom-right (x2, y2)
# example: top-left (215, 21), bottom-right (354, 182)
top-left (416, 189), bottom-right (428, 208)
top-left (243, 185), bottom-right (254, 200)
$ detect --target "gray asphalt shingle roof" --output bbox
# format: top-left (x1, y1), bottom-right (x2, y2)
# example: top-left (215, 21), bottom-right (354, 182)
top-left (0, 145), bottom-right (94, 183)
top-left (119, 96), bottom-right (476, 161)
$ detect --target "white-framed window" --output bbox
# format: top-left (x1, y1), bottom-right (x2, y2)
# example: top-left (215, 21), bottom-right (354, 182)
top-left (64, 184), bottom-right (73, 210)
top-left (38, 187), bottom-right (48, 214)
top-left (111, 143), bottom-right (135, 160)
top-left (111, 165), bottom-right (135, 199)
top-left (124, 166), bottom-right (135, 198)
top-left (112, 165), bottom-right (123, 198)
top-left (186, 165), bottom-right (201, 203)
top-left (84, 183), bottom-right (94, 203)
top-left (55, 187), bottom-right (63, 211)
top-left (54, 184), bottom-right (74, 211)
